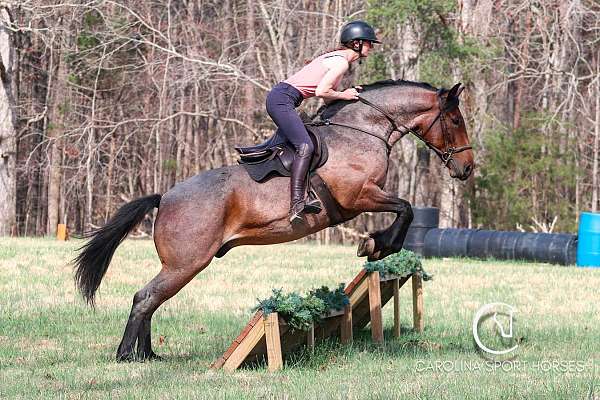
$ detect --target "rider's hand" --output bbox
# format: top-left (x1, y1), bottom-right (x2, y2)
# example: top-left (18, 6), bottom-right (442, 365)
top-left (341, 87), bottom-right (360, 100)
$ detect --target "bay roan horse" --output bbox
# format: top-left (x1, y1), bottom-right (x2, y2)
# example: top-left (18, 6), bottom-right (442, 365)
top-left (74, 79), bottom-right (474, 361)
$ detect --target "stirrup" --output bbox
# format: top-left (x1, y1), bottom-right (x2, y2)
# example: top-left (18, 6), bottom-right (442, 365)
top-left (289, 201), bottom-right (306, 224)
top-left (304, 188), bottom-right (322, 214)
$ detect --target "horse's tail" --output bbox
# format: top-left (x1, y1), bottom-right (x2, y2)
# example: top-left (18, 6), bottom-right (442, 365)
top-left (74, 194), bottom-right (162, 306)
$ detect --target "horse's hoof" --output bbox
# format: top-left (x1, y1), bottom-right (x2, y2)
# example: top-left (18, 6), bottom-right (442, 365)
top-left (146, 352), bottom-right (163, 362)
top-left (357, 237), bottom-right (375, 257)
top-left (367, 251), bottom-right (383, 262)
top-left (116, 352), bottom-right (136, 363)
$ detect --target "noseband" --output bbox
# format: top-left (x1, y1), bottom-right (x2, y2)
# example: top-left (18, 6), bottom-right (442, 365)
top-left (308, 94), bottom-right (472, 167)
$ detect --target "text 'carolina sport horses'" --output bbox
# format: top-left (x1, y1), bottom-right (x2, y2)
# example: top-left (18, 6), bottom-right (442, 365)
top-left (74, 79), bottom-right (474, 361)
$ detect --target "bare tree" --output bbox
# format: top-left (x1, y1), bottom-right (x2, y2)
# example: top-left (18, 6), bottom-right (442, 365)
top-left (5, 0), bottom-right (599, 237)
top-left (0, 6), bottom-right (17, 236)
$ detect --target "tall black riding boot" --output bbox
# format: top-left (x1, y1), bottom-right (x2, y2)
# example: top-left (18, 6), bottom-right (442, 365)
top-left (289, 144), bottom-right (312, 224)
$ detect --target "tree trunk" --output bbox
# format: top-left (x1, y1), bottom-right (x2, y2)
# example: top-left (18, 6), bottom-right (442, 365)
top-left (46, 30), bottom-right (67, 236)
top-left (592, 60), bottom-right (599, 212)
top-left (244, 0), bottom-right (256, 126)
top-left (0, 8), bottom-right (17, 236)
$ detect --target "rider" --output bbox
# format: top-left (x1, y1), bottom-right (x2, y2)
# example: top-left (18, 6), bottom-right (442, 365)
top-left (266, 20), bottom-right (380, 224)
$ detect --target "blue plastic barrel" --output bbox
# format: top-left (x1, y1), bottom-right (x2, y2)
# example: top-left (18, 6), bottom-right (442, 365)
top-left (577, 212), bottom-right (600, 267)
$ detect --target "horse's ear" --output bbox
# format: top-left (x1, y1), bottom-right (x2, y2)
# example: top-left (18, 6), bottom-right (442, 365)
top-left (442, 83), bottom-right (462, 111)
top-left (448, 83), bottom-right (462, 99)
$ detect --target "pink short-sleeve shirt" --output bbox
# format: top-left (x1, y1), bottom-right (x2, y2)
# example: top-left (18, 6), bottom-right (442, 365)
top-left (284, 51), bottom-right (348, 98)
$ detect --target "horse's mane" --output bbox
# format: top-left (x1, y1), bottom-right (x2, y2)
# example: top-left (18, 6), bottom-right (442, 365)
top-left (314, 79), bottom-right (439, 118)
top-left (360, 79), bottom-right (438, 93)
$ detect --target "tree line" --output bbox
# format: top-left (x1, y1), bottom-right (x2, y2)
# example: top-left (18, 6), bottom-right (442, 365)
top-left (0, 0), bottom-right (598, 241)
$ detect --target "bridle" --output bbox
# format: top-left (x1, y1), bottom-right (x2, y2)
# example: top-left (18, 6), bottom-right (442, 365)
top-left (307, 93), bottom-right (472, 169)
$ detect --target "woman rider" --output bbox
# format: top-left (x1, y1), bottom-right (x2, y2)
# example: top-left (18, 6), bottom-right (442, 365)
top-left (265, 20), bottom-right (380, 224)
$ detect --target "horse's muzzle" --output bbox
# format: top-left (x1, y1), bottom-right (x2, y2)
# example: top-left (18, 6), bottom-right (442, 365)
top-left (450, 161), bottom-right (473, 181)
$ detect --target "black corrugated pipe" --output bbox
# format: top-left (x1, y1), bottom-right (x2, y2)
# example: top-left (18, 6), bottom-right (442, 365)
top-left (402, 207), bottom-right (578, 265)
top-left (402, 207), bottom-right (439, 256)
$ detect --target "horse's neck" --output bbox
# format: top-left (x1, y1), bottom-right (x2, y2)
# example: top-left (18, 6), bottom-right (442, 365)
top-left (321, 92), bottom-right (425, 148)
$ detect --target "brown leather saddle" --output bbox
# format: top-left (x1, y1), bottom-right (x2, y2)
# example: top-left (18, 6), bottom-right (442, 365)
top-left (234, 125), bottom-right (328, 182)
top-left (231, 124), bottom-right (345, 233)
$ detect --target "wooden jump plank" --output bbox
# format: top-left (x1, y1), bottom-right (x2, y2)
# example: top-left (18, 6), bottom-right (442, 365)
top-left (310, 275), bottom-right (411, 341)
top-left (348, 274), bottom-right (370, 305)
top-left (244, 317), bottom-right (292, 365)
top-left (367, 272), bottom-right (384, 343)
top-left (210, 311), bottom-right (264, 369)
top-left (234, 311), bottom-right (264, 343)
top-left (412, 274), bottom-right (424, 333)
top-left (264, 313), bottom-right (283, 371)
top-left (306, 323), bottom-right (315, 354)
top-left (352, 275), bottom-right (411, 332)
top-left (344, 269), bottom-right (368, 295)
top-left (213, 268), bottom-right (422, 371)
top-left (340, 304), bottom-right (353, 344)
top-left (393, 278), bottom-right (401, 338)
top-left (222, 317), bottom-right (266, 372)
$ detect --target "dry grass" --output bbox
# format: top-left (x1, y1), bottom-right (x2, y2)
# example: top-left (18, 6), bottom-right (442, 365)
top-left (0, 237), bottom-right (598, 399)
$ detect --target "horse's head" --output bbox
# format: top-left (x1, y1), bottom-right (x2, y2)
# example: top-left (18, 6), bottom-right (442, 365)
top-left (320, 79), bottom-right (474, 180)
top-left (416, 83), bottom-right (474, 180)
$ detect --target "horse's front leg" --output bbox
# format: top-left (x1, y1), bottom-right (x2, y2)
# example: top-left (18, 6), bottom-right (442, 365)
top-left (353, 181), bottom-right (413, 261)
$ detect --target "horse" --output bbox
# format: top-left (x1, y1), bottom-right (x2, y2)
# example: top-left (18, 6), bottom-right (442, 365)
top-left (74, 79), bottom-right (474, 361)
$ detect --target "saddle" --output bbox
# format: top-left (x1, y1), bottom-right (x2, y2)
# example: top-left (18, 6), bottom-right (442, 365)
top-left (234, 125), bottom-right (328, 182)
top-left (233, 123), bottom-right (345, 230)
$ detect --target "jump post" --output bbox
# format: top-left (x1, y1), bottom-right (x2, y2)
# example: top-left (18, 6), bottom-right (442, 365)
top-left (56, 224), bottom-right (68, 241)
top-left (211, 268), bottom-right (425, 372)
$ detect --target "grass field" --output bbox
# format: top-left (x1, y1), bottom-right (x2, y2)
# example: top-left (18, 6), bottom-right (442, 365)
top-left (0, 237), bottom-right (598, 399)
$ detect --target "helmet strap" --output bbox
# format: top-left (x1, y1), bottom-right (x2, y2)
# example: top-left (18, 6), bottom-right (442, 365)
top-left (344, 40), bottom-right (365, 64)
top-left (357, 40), bottom-right (364, 64)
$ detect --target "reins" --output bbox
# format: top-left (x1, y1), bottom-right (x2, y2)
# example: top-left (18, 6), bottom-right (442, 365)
top-left (306, 93), bottom-right (472, 165)
top-left (306, 104), bottom-right (393, 153)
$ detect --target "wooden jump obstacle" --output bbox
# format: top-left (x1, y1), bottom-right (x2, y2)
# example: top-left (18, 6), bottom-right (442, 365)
top-left (211, 269), bottom-right (425, 372)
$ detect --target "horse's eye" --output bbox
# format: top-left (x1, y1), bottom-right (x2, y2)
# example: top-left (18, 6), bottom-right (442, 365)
top-left (451, 116), bottom-right (460, 126)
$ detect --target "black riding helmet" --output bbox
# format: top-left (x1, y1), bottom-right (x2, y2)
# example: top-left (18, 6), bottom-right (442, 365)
top-left (340, 21), bottom-right (380, 63)
top-left (340, 20), bottom-right (381, 44)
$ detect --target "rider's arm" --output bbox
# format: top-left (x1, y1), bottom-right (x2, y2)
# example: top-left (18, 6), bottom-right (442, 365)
top-left (315, 57), bottom-right (357, 101)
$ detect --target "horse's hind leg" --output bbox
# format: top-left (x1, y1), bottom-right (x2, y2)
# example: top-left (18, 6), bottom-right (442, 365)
top-left (116, 256), bottom-right (214, 361)
top-left (136, 317), bottom-right (156, 360)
